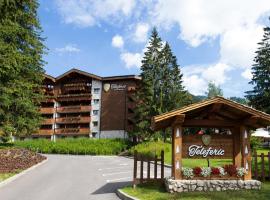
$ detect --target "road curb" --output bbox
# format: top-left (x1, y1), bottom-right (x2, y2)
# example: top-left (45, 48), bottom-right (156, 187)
top-left (116, 189), bottom-right (140, 200)
top-left (0, 157), bottom-right (48, 188)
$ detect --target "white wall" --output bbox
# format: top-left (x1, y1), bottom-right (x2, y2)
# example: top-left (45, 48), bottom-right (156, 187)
top-left (100, 130), bottom-right (127, 139)
top-left (90, 79), bottom-right (102, 137)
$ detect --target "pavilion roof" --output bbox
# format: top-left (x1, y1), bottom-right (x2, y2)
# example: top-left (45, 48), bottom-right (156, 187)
top-left (152, 96), bottom-right (270, 130)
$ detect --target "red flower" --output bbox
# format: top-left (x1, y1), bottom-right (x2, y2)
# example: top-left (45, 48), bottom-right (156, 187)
top-left (224, 164), bottom-right (237, 176)
top-left (211, 167), bottom-right (220, 175)
top-left (193, 167), bottom-right (202, 176)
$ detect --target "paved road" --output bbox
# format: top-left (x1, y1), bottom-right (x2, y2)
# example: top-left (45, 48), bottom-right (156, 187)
top-left (0, 154), bottom-right (171, 200)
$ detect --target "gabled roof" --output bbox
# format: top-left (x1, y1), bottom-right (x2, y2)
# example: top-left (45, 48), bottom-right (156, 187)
top-left (152, 96), bottom-right (270, 130)
top-left (56, 68), bottom-right (102, 81)
top-left (43, 74), bottom-right (55, 82)
top-left (43, 68), bottom-right (140, 82)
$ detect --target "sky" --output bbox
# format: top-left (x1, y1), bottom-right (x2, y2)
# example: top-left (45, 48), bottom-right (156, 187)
top-left (39, 0), bottom-right (270, 97)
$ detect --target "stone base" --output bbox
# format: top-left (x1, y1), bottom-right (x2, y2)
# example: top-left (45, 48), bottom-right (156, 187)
top-left (165, 178), bottom-right (261, 193)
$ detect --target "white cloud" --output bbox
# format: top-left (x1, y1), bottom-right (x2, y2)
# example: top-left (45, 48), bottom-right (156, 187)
top-left (55, 44), bottom-right (81, 53)
top-left (183, 75), bottom-right (208, 96)
top-left (220, 25), bottom-right (263, 68)
top-left (134, 23), bottom-right (150, 43)
top-left (182, 63), bottom-right (231, 95)
top-left (241, 68), bottom-right (253, 80)
top-left (120, 52), bottom-right (142, 69)
top-left (152, 0), bottom-right (270, 69)
top-left (55, 0), bottom-right (136, 27)
top-left (112, 35), bottom-right (124, 48)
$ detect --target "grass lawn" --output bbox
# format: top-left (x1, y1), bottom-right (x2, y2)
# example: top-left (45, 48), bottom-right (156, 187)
top-left (122, 182), bottom-right (270, 200)
top-left (0, 173), bottom-right (17, 182)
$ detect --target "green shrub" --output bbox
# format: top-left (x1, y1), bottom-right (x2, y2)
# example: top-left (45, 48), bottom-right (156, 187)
top-left (14, 138), bottom-right (131, 155)
top-left (128, 141), bottom-right (171, 158)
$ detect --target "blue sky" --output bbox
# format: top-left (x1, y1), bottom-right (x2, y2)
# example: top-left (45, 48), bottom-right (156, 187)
top-left (39, 0), bottom-right (270, 97)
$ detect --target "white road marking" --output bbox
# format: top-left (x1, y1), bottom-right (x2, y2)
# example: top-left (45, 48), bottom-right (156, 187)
top-left (106, 177), bottom-right (132, 183)
top-left (98, 166), bottom-right (130, 171)
top-left (102, 171), bottom-right (131, 176)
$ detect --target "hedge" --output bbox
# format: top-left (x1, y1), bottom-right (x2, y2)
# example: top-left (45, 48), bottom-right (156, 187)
top-left (14, 138), bottom-right (130, 155)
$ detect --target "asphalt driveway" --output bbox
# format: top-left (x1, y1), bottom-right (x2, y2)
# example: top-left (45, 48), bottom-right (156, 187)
top-left (0, 154), bottom-right (170, 200)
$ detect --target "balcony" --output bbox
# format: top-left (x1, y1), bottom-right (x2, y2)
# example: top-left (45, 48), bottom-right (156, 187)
top-left (35, 129), bottom-right (54, 135)
top-left (57, 93), bottom-right (91, 101)
top-left (42, 118), bottom-right (55, 125)
top-left (55, 116), bottom-right (91, 124)
top-left (40, 107), bottom-right (55, 114)
top-left (55, 128), bottom-right (90, 135)
top-left (57, 105), bottom-right (91, 113)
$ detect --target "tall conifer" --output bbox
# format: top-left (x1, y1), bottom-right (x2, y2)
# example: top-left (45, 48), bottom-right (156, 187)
top-left (246, 21), bottom-right (270, 114)
top-left (0, 0), bottom-right (45, 141)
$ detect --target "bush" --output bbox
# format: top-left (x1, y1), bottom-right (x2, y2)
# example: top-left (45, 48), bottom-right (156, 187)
top-left (14, 138), bottom-right (131, 155)
top-left (250, 136), bottom-right (262, 150)
top-left (128, 141), bottom-right (171, 158)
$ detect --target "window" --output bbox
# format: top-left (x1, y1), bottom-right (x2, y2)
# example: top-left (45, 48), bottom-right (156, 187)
top-left (93, 99), bottom-right (99, 104)
top-left (92, 132), bottom-right (97, 138)
top-left (93, 110), bottom-right (99, 115)
top-left (93, 121), bottom-right (98, 127)
top-left (93, 88), bottom-right (100, 94)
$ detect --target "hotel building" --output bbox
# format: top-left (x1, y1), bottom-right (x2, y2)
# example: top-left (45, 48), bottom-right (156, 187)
top-left (36, 68), bottom-right (140, 139)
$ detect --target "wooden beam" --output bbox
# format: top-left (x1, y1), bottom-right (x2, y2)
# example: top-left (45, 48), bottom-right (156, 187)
top-left (182, 119), bottom-right (237, 127)
top-left (210, 103), bottom-right (223, 113)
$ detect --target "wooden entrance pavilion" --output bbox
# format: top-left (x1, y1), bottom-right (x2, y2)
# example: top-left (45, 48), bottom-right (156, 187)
top-left (151, 97), bottom-right (270, 180)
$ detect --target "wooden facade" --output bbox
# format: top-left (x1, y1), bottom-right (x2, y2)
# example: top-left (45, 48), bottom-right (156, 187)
top-left (37, 68), bottom-right (140, 138)
top-left (152, 97), bottom-right (270, 180)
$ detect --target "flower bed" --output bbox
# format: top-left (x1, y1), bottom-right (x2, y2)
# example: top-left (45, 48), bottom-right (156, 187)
top-left (0, 148), bottom-right (46, 173)
top-left (182, 165), bottom-right (247, 179)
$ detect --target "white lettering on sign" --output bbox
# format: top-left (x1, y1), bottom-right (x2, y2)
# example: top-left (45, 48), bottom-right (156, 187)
top-left (188, 145), bottom-right (225, 158)
top-left (111, 84), bottom-right (126, 91)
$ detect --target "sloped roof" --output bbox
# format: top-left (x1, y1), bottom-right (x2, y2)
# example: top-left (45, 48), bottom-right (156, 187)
top-left (152, 96), bottom-right (270, 130)
top-left (43, 68), bottom-right (140, 82)
top-left (56, 68), bottom-right (102, 80)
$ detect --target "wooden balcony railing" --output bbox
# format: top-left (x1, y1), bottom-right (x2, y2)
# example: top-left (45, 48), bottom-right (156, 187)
top-left (40, 107), bottom-right (55, 114)
top-left (57, 105), bottom-right (91, 113)
top-left (42, 118), bottom-right (55, 124)
top-left (57, 93), bottom-right (91, 101)
top-left (35, 129), bottom-right (54, 135)
top-left (55, 116), bottom-right (91, 124)
top-left (55, 128), bottom-right (90, 135)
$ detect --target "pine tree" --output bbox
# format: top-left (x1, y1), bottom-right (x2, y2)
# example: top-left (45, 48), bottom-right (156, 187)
top-left (132, 28), bottom-right (163, 140)
top-left (206, 82), bottom-right (223, 99)
top-left (161, 42), bottom-right (191, 111)
top-left (246, 21), bottom-right (270, 114)
top-left (132, 29), bottom-right (190, 141)
top-left (0, 0), bottom-right (45, 141)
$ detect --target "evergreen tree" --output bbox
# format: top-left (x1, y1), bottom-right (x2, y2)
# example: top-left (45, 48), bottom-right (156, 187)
top-left (229, 97), bottom-right (248, 105)
top-left (246, 21), bottom-right (270, 114)
top-left (132, 28), bottom-right (190, 141)
top-left (206, 82), bottom-right (223, 99)
top-left (133, 28), bottom-right (162, 140)
top-left (0, 0), bottom-right (45, 141)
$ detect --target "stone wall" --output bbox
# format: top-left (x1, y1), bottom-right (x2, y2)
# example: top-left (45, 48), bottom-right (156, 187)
top-left (165, 178), bottom-right (261, 193)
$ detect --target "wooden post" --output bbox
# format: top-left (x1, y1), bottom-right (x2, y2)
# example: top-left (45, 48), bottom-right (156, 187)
top-left (232, 127), bottom-right (241, 167)
top-left (140, 157), bottom-right (143, 184)
top-left (240, 126), bottom-right (252, 180)
top-left (268, 152), bottom-right (270, 180)
top-left (172, 124), bottom-right (183, 180)
top-left (147, 160), bottom-right (150, 180)
top-left (161, 150), bottom-right (164, 179)
top-left (133, 150), bottom-right (137, 188)
top-left (154, 155), bottom-right (157, 179)
top-left (254, 151), bottom-right (258, 180)
top-left (261, 153), bottom-right (265, 181)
